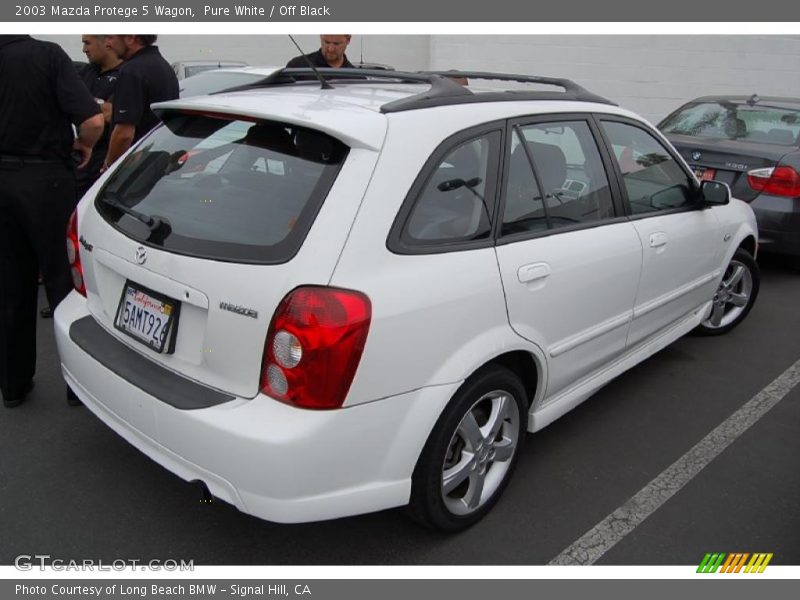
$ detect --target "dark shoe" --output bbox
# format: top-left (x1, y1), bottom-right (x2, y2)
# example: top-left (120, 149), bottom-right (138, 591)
top-left (66, 387), bottom-right (83, 406)
top-left (3, 380), bottom-right (34, 408)
top-left (40, 306), bottom-right (53, 319)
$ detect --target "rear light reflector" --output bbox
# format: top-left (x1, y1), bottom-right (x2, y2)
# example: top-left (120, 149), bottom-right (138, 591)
top-left (265, 364), bottom-right (289, 397)
top-left (747, 166), bottom-right (800, 197)
top-left (272, 330), bottom-right (303, 368)
top-left (66, 210), bottom-right (86, 297)
top-left (260, 286), bottom-right (371, 410)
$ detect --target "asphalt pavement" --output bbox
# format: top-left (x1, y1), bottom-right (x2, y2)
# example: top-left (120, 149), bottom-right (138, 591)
top-left (1, 255), bottom-right (798, 566)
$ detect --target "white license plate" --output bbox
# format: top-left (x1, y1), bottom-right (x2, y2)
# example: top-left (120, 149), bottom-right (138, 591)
top-left (114, 282), bottom-right (178, 353)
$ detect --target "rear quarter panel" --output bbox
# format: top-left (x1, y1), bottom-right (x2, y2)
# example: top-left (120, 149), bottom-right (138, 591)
top-left (330, 108), bottom-right (546, 408)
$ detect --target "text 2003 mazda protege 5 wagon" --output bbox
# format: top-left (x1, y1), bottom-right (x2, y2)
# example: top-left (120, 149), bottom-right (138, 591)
top-left (55, 70), bottom-right (760, 531)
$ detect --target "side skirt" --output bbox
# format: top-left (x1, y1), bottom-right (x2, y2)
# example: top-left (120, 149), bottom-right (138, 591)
top-left (528, 301), bottom-right (711, 433)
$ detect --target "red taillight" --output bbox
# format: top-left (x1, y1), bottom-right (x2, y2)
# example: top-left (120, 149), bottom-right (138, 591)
top-left (66, 210), bottom-right (86, 297)
top-left (747, 165), bottom-right (800, 197)
top-left (260, 286), bottom-right (371, 410)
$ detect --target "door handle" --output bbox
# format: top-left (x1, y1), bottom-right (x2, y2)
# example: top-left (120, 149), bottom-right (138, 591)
top-left (517, 262), bottom-right (551, 284)
top-left (650, 232), bottom-right (668, 248)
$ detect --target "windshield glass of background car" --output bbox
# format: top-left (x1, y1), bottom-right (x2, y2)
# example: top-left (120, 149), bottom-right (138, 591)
top-left (184, 65), bottom-right (228, 78)
top-left (96, 114), bottom-right (348, 263)
top-left (179, 72), bottom-right (266, 97)
top-left (660, 102), bottom-right (800, 146)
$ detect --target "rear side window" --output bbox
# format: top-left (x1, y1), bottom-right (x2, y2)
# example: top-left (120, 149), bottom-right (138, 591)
top-left (96, 113), bottom-right (348, 263)
top-left (402, 133), bottom-right (498, 244)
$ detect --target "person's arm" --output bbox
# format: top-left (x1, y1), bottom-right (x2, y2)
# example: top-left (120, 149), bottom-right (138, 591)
top-left (104, 123), bottom-right (136, 169)
top-left (72, 113), bottom-right (104, 169)
top-left (100, 101), bottom-right (113, 124)
top-left (52, 44), bottom-right (102, 168)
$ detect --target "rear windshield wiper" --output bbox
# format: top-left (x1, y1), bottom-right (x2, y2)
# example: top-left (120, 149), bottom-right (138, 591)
top-left (99, 191), bottom-right (166, 232)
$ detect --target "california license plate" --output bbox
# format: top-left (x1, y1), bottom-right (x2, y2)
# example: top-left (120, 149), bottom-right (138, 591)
top-left (693, 166), bottom-right (717, 181)
top-left (114, 282), bottom-right (179, 354)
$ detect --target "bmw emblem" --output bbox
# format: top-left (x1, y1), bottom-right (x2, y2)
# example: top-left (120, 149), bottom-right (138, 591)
top-left (691, 151), bottom-right (702, 161)
top-left (135, 246), bottom-right (147, 265)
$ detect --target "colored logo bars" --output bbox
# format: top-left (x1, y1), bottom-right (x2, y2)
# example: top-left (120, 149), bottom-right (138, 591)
top-left (697, 552), bottom-right (773, 573)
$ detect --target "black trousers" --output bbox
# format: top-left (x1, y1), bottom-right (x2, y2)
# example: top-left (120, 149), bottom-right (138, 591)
top-left (0, 160), bottom-right (75, 402)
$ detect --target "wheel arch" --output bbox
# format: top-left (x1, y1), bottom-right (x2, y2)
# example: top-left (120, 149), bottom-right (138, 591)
top-left (738, 234), bottom-right (757, 258)
top-left (415, 346), bottom-right (544, 472)
top-left (481, 350), bottom-right (540, 410)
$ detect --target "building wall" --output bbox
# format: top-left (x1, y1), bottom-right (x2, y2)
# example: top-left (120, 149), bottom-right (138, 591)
top-left (429, 35), bottom-right (800, 123)
top-left (38, 34), bottom-right (431, 72)
top-left (39, 34), bottom-right (800, 124)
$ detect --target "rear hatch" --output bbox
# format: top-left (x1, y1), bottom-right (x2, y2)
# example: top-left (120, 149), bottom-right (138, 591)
top-left (77, 110), bottom-right (379, 398)
top-left (659, 98), bottom-right (800, 201)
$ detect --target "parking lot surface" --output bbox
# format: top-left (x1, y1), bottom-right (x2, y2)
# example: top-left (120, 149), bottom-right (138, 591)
top-left (1, 256), bottom-right (798, 566)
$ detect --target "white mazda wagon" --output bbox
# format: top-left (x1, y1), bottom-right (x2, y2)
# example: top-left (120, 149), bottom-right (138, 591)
top-left (55, 69), bottom-right (760, 531)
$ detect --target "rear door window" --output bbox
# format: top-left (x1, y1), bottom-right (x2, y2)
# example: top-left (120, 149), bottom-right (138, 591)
top-left (96, 113), bottom-right (348, 263)
top-left (502, 120), bottom-right (616, 236)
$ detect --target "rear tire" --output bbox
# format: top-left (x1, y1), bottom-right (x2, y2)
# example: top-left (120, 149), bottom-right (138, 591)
top-left (407, 365), bottom-right (527, 532)
top-left (695, 248), bottom-right (759, 336)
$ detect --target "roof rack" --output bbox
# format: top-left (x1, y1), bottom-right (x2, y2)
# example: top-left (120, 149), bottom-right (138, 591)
top-left (216, 68), bottom-right (617, 113)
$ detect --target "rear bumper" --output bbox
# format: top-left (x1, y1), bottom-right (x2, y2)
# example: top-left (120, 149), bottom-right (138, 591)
top-left (751, 194), bottom-right (800, 256)
top-left (54, 292), bottom-right (455, 524)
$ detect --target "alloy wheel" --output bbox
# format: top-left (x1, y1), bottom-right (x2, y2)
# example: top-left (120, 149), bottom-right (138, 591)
top-left (440, 390), bottom-right (521, 516)
top-left (702, 259), bottom-right (753, 330)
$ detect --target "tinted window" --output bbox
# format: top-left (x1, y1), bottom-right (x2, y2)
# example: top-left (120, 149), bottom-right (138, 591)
top-left (502, 120), bottom-right (615, 236)
top-left (602, 121), bottom-right (695, 215)
top-left (403, 134), bottom-right (497, 244)
top-left (660, 101), bottom-right (800, 146)
top-left (96, 113), bottom-right (348, 263)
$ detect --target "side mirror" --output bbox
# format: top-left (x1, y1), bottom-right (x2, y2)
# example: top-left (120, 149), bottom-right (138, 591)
top-left (700, 180), bottom-right (730, 206)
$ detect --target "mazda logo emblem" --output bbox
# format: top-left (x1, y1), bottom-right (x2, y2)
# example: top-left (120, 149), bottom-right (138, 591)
top-left (691, 151), bottom-right (702, 161)
top-left (135, 246), bottom-right (147, 265)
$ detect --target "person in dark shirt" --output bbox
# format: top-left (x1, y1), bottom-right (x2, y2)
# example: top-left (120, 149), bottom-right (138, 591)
top-left (286, 35), bottom-right (355, 69)
top-left (77, 34), bottom-right (121, 199)
top-left (103, 35), bottom-right (179, 168)
top-left (0, 35), bottom-right (103, 408)
top-left (38, 35), bottom-right (122, 321)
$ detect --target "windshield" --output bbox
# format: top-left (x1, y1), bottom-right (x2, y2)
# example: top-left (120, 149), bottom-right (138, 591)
top-left (96, 113), bottom-right (348, 263)
top-left (660, 101), bottom-right (800, 146)
top-left (179, 71), bottom-right (270, 97)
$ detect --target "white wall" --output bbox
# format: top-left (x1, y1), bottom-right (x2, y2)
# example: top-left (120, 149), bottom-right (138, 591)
top-left (429, 35), bottom-right (800, 123)
top-left (38, 34), bottom-right (800, 124)
top-left (38, 34), bottom-right (431, 71)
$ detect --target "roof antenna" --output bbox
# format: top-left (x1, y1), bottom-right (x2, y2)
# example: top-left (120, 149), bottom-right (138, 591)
top-left (288, 34), bottom-right (333, 90)
top-left (360, 36), bottom-right (364, 66)
top-left (747, 93), bottom-right (760, 106)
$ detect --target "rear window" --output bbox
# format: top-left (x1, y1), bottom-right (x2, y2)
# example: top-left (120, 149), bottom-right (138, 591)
top-left (95, 113), bottom-right (348, 264)
top-left (660, 101), bottom-right (800, 146)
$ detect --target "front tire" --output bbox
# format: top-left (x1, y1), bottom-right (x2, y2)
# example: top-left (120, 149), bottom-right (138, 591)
top-left (408, 365), bottom-right (527, 532)
top-left (695, 248), bottom-right (760, 336)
